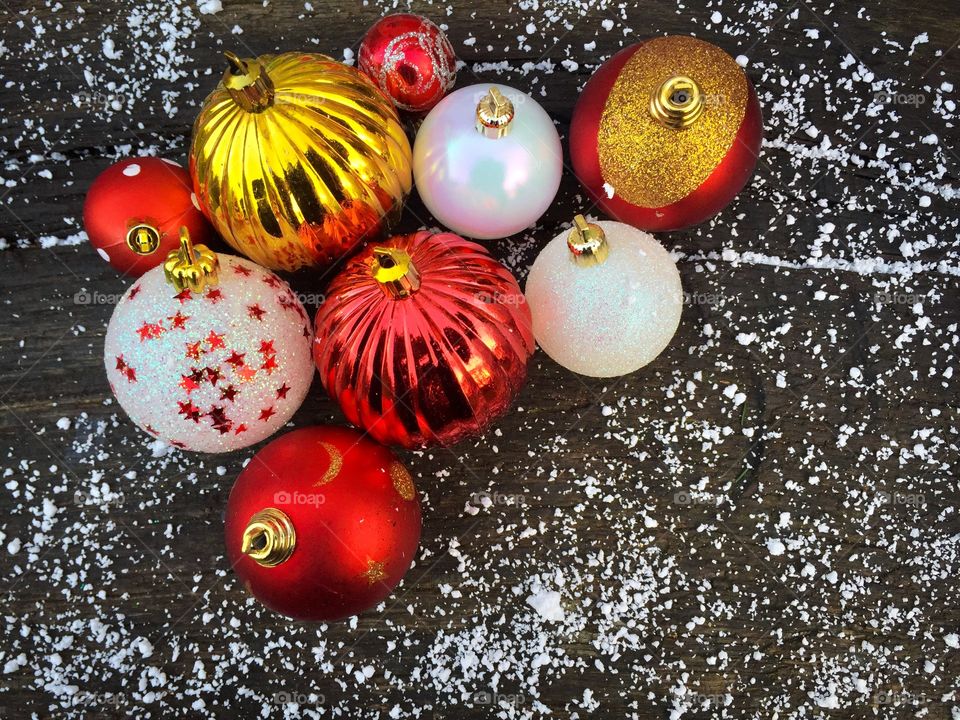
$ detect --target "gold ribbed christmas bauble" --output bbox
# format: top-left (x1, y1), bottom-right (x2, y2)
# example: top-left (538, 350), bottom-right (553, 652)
top-left (190, 51), bottom-right (413, 271)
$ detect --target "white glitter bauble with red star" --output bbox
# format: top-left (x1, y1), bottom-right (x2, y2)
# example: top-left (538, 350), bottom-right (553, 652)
top-left (104, 254), bottom-right (315, 452)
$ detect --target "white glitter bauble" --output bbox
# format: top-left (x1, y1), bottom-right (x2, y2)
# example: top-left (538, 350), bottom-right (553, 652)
top-left (525, 219), bottom-right (683, 378)
top-left (104, 254), bottom-right (315, 452)
top-left (413, 83), bottom-right (563, 240)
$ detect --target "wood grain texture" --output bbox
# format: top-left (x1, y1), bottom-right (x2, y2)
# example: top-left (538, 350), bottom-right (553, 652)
top-left (1, 0), bottom-right (959, 718)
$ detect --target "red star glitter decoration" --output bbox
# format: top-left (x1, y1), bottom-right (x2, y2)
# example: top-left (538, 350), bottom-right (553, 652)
top-left (170, 440), bottom-right (187, 449)
top-left (167, 311), bottom-right (190, 329)
top-left (179, 374), bottom-right (200, 394)
top-left (232, 264), bottom-right (252, 277)
top-left (247, 304), bottom-right (266, 321)
top-left (278, 293), bottom-right (306, 320)
top-left (115, 355), bottom-right (137, 383)
top-left (137, 321), bottom-right (165, 341)
top-left (128, 285), bottom-right (142, 301)
top-left (205, 288), bottom-right (224, 304)
top-left (236, 366), bottom-right (257, 382)
top-left (234, 424), bottom-right (248, 435)
top-left (185, 341), bottom-right (204, 361)
top-left (276, 383), bottom-right (290, 400)
top-left (204, 366), bottom-right (224, 386)
top-left (207, 406), bottom-right (233, 434)
top-left (259, 340), bottom-right (275, 356)
top-left (206, 330), bottom-right (226, 351)
top-left (225, 351), bottom-right (245, 367)
top-left (262, 274), bottom-right (281, 289)
top-left (258, 406), bottom-right (277, 421)
top-left (219, 385), bottom-right (239, 402)
top-left (177, 401), bottom-right (201, 423)
top-left (261, 356), bottom-right (278, 374)
top-left (174, 289), bottom-right (192, 304)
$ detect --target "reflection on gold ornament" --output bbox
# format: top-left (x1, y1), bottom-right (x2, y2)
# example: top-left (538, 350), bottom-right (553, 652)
top-left (190, 51), bottom-right (413, 271)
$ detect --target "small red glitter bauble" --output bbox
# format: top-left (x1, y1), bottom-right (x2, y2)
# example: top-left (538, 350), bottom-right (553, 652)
top-left (358, 13), bottom-right (457, 114)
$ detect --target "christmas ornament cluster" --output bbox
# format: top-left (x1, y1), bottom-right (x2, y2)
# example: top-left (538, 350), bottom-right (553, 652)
top-left (86, 16), bottom-right (762, 622)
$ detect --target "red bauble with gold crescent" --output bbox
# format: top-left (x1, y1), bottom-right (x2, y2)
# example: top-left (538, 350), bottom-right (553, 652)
top-left (570, 35), bottom-right (763, 232)
top-left (224, 426), bottom-right (421, 622)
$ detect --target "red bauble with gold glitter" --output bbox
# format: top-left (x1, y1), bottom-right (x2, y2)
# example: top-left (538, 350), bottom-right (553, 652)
top-left (570, 35), bottom-right (763, 232)
top-left (358, 13), bottom-right (457, 114)
top-left (84, 157), bottom-right (212, 276)
top-left (313, 231), bottom-right (534, 448)
top-left (224, 426), bottom-right (421, 621)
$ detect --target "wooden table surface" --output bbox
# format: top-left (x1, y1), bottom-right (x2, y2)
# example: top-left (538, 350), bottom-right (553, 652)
top-left (1, 1), bottom-right (958, 718)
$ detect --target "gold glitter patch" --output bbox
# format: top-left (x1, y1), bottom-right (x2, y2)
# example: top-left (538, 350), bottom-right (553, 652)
top-left (597, 36), bottom-right (749, 209)
top-left (362, 558), bottom-right (387, 585)
top-left (389, 461), bottom-right (415, 501)
top-left (313, 441), bottom-right (343, 486)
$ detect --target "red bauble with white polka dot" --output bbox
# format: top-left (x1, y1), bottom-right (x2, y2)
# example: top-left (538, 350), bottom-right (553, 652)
top-left (84, 157), bottom-right (213, 276)
top-left (104, 232), bottom-right (315, 453)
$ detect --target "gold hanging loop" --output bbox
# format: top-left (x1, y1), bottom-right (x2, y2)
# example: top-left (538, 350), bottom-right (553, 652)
top-left (476, 87), bottom-right (515, 138)
top-left (371, 246), bottom-right (421, 299)
top-left (125, 223), bottom-right (161, 255)
top-left (567, 215), bottom-right (609, 266)
top-left (222, 51), bottom-right (275, 112)
top-left (649, 75), bottom-right (705, 129)
top-left (163, 227), bottom-right (220, 293)
top-left (241, 508), bottom-right (297, 567)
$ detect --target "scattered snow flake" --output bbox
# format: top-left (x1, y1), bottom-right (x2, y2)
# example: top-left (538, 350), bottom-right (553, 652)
top-left (766, 538), bottom-right (786, 556)
top-left (526, 590), bottom-right (565, 622)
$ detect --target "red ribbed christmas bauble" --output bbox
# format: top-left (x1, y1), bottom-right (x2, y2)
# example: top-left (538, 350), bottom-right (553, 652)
top-left (314, 231), bottom-right (534, 448)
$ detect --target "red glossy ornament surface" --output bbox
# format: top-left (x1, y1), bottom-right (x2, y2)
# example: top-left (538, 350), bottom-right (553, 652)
top-left (569, 38), bottom-right (763, 232)
top-left (83, 157), bottom-right (212, 276)
top-left (224, 426), bottom-right (421, 621)
top-left (314, 231), bottom-right (534, 448)
top-left (358, 13), bottom-right (457, 114)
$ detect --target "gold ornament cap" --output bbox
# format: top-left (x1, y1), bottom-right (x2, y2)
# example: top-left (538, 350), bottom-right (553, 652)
top-left (476, 87), bottom-right (515, 138)
top-left (222, 51), bottom-right (275, 112)
top-left (371, 246), bottom-right (421, 299)
top-left (163, 227), bottom-right (220, 293)
top-left (567, 215), bottom-right (609, 266)
top-left (125, 223), bottom-right (161, 255)
top-left (649, 75), bottom-right (705, 129)
top-left (241, 508), bottom-right (296, 567)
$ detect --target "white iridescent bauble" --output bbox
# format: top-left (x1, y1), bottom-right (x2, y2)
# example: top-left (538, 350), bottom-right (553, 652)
top-left (525, 218), bottom-right (683, 378)
top-left (104, 254), bottom-right (315, 452)
top-left (412, 83), bottom-right (562, 240)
